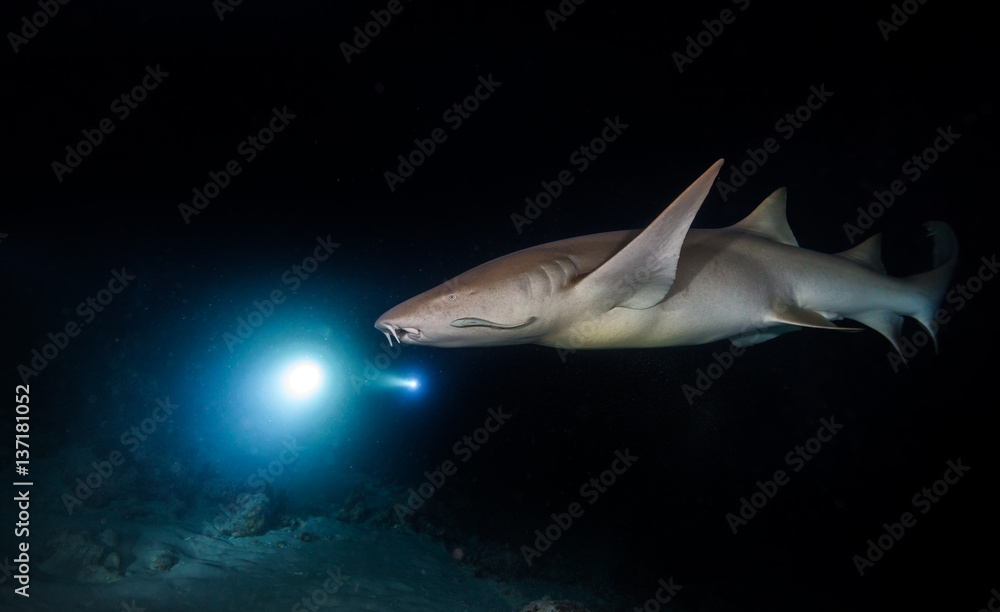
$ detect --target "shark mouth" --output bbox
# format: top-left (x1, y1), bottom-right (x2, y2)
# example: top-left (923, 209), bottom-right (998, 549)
top-left (376, 322), bottom-right (420, 346)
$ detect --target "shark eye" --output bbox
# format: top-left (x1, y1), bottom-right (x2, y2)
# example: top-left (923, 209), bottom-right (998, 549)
top-left (448, 294), bottom-right (457, 301)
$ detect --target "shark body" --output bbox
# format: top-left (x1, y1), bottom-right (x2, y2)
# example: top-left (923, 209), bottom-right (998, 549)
top-left (376, 160), bottom-right (957, 357)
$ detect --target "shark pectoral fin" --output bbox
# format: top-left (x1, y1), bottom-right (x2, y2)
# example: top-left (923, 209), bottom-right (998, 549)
top-left (769, 304), bottom-right (863, 331)
top-left (576, 159), bottom-right (724, 310)
top-left (450, 316), bottom-right (537, 330)
top-left (730, 187), bottom-right (799, 247)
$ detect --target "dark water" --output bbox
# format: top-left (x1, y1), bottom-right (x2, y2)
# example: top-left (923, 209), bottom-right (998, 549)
top-left (2, 2), bottom-right (997, 610)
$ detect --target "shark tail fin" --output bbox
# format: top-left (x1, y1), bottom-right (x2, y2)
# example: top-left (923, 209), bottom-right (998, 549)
top-left (902, 221), bottom-right (959, 353)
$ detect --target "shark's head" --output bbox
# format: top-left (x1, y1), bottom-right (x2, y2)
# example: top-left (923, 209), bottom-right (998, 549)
top-left (376, 160), bottom-right (742, 350)
top-left (375, 246), bottom-right (587, 348)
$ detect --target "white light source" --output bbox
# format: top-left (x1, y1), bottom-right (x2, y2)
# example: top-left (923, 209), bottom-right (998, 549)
top-left (405, 378), bottom-right (420, 391)
top-left (283, 361), bottom-right (323, 398)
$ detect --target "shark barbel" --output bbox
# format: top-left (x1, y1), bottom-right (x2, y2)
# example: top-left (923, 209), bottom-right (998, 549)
top-left (376, 159), bottom-right (957, 359)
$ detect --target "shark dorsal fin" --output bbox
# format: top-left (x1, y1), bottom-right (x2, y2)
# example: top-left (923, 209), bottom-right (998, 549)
top-left (576, 159), bottom-right (724, 310)
top-left (837, 234), bottom-right (887, 274)
top-left (731, 188), bottom-right (799, 247)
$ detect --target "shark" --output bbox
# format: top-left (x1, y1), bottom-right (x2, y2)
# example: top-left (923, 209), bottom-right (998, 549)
top-left (375, 159), bottom-right (957, 358)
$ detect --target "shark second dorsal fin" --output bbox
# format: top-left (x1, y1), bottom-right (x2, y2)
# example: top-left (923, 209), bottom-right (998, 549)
top-left (577, 159), bottom-right (724, 310)
top-left (731, 188), bottom-right (798, 247)
top-left (837, 234), bottom-right (887, 274)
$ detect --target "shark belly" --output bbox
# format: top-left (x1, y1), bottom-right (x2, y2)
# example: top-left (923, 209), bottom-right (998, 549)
top-left (541, 230), bottom-right (781, 349)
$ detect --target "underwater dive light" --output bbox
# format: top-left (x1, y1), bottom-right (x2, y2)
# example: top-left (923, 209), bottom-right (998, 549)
top-left (282, 360), bottom-right (323, 398)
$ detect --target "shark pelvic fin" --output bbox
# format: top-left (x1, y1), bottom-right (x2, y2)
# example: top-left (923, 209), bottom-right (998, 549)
top-left (837, 234), bottom-right (887, 274)
top-left (577, 159), bottom-right (724, 310)
top-left (768, 303), bottom-right (863, 331)
top-left (730, 187), bottom-right (798, 247)
top-left (729, 324), bottom-right (801, 347)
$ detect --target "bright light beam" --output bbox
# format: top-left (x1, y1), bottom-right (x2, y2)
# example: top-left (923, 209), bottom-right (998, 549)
top-left (282, 361), bottom-right (323, 398)
top-left (378, 374), bottom-right (423, 394)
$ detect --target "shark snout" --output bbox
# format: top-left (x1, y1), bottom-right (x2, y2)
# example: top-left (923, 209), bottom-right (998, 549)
top-left (375, 318), bottom-right (420, 346)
